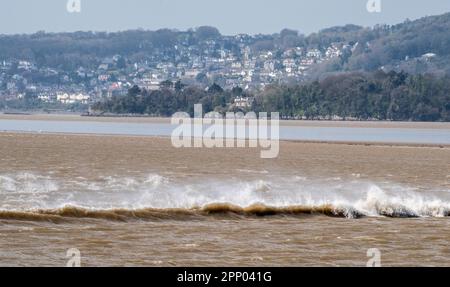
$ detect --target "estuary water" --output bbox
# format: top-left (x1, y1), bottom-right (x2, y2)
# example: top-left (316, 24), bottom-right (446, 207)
top-left (0, 118), bottom-right (449, 144)
top-left (0, 117), bottom-right (449, 266)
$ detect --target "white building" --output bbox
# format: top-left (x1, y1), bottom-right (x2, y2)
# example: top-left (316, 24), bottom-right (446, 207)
top-left (57, 93), bottom-right (90, 104)
top-left (234, 97), bottom-right (254, 108)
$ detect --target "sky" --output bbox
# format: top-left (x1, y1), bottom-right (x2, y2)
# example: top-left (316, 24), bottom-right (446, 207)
top-left (1, 0), bottom-right (450, 35)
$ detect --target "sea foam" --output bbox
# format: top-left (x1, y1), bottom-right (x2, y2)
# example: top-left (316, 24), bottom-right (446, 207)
top-left (0, 172), bottom-right (449, 220)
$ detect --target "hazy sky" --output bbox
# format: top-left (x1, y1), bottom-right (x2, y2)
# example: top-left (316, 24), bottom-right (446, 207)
top-left (1, 0), bottom-right (450, 35)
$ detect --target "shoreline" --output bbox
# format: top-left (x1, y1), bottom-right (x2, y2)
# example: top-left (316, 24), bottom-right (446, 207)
top-left (1, 112), bottom-right (450, 129)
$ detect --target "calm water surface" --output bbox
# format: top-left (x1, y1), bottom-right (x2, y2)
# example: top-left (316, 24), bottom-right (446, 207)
top-left (0, 119), bottom-right (449, 144)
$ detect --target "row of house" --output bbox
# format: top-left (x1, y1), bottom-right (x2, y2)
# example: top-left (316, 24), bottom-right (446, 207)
top-left (1, 39), bottom-right (353, 105)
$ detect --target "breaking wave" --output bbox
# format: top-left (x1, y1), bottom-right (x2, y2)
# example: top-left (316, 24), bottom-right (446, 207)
top-left (1, 172), bottom-right (449, 222)
top-left (0, 204), bottom-right (356, 223)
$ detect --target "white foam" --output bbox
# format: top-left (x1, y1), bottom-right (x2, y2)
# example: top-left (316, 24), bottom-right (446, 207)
top-left (0, 172), bottom-right (449, 218)
top-left (0, 173), bottom-right (58, 194)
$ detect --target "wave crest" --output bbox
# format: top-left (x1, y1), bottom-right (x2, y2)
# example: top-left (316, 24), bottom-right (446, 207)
top-left (0, 204), bottom-right (361, 222)
top-left (1, 201), bottom-right (449, 223)
top-left (1, 172), bottom-right (450, 221)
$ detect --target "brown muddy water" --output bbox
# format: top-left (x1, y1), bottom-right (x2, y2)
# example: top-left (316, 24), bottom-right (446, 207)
top-left (0, 132), bottom-right (449, 266)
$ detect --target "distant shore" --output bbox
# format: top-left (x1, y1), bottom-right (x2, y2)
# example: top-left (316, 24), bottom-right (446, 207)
top-left (1, 112), bottom-right (450, 130)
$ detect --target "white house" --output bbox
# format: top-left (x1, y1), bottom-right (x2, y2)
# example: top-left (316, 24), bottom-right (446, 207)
top-left (234, 97), bottom-right (254, 108)
top-left (57, 93), bottom-right (90, 104)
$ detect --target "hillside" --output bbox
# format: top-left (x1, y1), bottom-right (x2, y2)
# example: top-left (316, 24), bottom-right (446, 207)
top-left (0, 13), bottom-right (450, 77)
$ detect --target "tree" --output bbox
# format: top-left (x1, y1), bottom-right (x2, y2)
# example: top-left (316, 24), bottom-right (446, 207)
top-left (116, 56), bottom-right (127, 69)
top-left (160, 80), bottom-right (174, 89)
top-left (196, 72), bottom-right (208, 85)
top-left (93, 71), bottom-right (449, 122)
top-left (195, 26), bottom-right (221, 40)
top-left (231, 86), bottom-right (243, 97)
top-left (174, 80), bottom-right (185, 92)
top-left (207, 83), bottom-right (224, 94)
